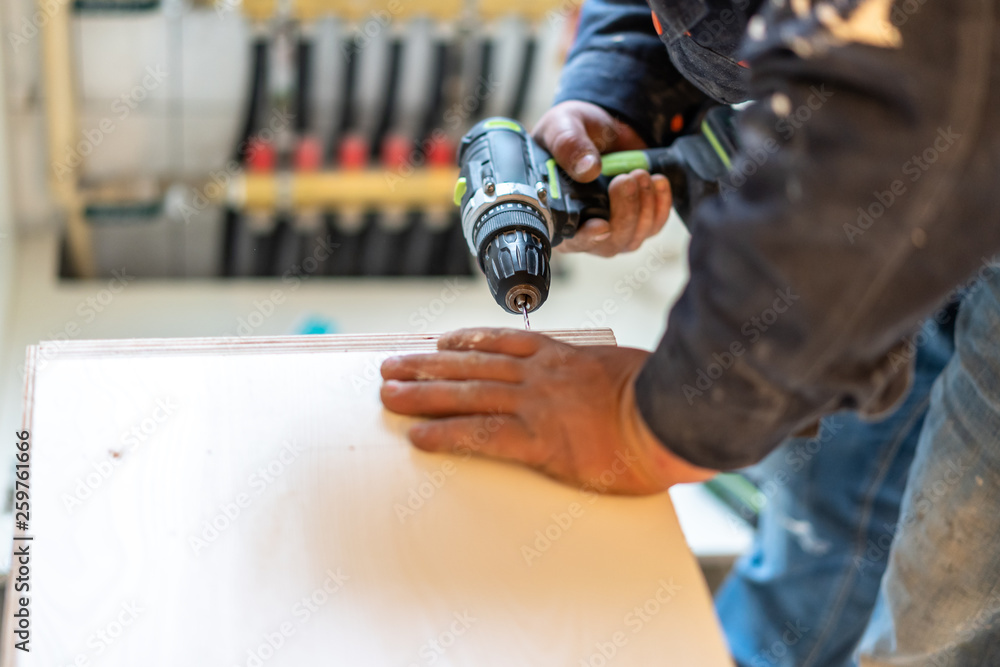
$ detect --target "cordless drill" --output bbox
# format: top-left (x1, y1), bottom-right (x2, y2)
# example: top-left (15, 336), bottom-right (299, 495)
top-left (453, 107), bottom-right (738, 316)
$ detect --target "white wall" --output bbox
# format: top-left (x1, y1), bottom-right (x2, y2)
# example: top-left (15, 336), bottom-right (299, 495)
top-left (0, 10), bottom-right (16, 371)
top-left (1, 0), bottom-right (567, 234)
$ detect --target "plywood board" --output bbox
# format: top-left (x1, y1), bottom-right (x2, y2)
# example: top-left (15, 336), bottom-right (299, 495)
top-left (4, 330), bottom-right (732, 666)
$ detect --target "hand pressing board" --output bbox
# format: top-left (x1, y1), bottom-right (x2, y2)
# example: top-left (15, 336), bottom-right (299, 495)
top-left (4, 330), bottom-right (732, 667)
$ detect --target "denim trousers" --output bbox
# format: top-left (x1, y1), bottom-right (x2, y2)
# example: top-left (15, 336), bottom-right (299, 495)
top-left (716, 268), bottom-right (1000, 665)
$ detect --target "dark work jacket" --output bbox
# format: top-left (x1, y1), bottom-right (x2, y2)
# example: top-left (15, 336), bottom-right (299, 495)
top-left (555, 0), bottom-right (1000, 469)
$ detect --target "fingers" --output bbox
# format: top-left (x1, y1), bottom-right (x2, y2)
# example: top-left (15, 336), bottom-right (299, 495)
top-left (625, 170), bottom-right (655, 252)
top-left (596, 172), bottom-right (643, 257)
top-left (533, 101), bottom-right (649, 182)
top-left (381, 351), bottom-right (523, 383)
top-left (556, 218), bottom-right (612, 253)
top-left (408, 415), bottom-right (540, 465)
top-left (532, 102), bottom-right (669, 257)
top-left (437, 328), bottom-right (544, 357)
top-left (381, 379), bottom-right (520, 417)
top-left (559, 170), bottom-right (672, 257)
top-left (537, 111), bottom-right (603, 182)
top-left (649, 174), bottom-right (672, 239)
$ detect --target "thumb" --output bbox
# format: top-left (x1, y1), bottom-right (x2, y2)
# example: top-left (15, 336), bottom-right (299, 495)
top-left (537, 114), bottom-right (602, 182)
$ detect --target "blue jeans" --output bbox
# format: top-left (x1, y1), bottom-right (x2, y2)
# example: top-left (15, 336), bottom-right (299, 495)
top-left (717, 270), bottom-right (1000, 664)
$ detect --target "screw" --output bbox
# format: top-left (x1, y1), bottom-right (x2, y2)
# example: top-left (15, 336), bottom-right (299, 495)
top-left (485, 181), bottom-right (496, 195)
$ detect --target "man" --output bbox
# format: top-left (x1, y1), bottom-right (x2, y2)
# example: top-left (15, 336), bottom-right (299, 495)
top-left (381, 0), bottom-right (1000, 664)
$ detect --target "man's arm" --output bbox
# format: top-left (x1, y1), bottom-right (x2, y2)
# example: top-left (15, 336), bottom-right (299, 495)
top-left (635, 0), bottom-right (1000, 469)
top-left (554, 0), bottom-right (709, 146)
top-left (378, 0), bottom-right (998, 492)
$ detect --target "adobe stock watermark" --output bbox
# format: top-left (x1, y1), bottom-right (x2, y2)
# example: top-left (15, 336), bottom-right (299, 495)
top-left (844, 126), bottom-right (961, 243)
top-left (405, 611), bottom-right (478, 667)
top-left (748, 619), bottom-right (810, 667)
top-left (385, 73), bottom-right (501, 191)
top-left (7, 0), bottom-right (72, 53)
top-left (189, 439), bottom-right (308, 555)
top-left (174, 110), bottom-right (295, 224)
top-left (54, 66), bottom-right (169, 181)
top-left (340, 0), bottom-right (404, 60)
top-left (578, 579), bottom-right (682, 666)
top-left (681, 287), bottom-right (799, 404)
top-left (18, 269), bottom-right (135, 379)
top-left (353, 279), bottom-right (472, 394)
top-left (61, 397), bottom-right (178, 512)
top-left (407, 278), bottom-right (470, 333)
top-left (544, 0), bottom-right (584, 25)
top-left (235, 568), bottom-right (350, 667)
top-left (926, 590), bottom-right (1000, 666)
top-left (580, 244), bottom-right (679, 330)
top-left (72, 601), bottom-right (144, 664)
top-left (880, 252), bottom-right (1000, 373)
top-left (227, 235), bottom-right (339, 339)
top-left (718, 85), bottom-right (835, 201)
top-left (394, 412), bottom-right (507, 522)
top-left (723, 417), bottom-right (846, 532)
top-left (853, 455), bottom-right (968, 574)
top-left (522, 449), bottom-right (642, 566)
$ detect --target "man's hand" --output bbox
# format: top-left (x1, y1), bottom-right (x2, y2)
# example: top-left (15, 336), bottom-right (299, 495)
top-left (533, 101), bottom-right (672, 257)
top-left (380, 328), bottom-right (715, 495)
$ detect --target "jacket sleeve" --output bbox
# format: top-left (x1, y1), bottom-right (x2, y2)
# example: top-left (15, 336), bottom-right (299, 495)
top-left (553, 0), bottom-right (709, 145)
top-left (633, 0), bottom-right (1000, 469)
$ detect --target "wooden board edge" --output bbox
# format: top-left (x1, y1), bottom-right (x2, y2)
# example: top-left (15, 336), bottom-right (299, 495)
top-left (31, 329), bottom-right (617, 359)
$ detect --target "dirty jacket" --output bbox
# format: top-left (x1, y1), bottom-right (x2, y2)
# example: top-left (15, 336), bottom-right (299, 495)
top-left (555, 0), bottom-right (1000, 469)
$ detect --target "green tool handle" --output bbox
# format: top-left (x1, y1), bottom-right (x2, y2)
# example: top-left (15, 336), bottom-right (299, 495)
top-left (599, 147), bottom-right (684, 178)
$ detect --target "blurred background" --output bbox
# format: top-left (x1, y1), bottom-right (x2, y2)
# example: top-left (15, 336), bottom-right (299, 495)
top-left (0, 0), bottom-right (751, 588)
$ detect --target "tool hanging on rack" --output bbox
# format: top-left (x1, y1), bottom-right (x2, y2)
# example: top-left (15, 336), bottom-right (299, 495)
top-left (222, 31), bottom-right (271, 277)
top-left (403, 28), bottom-right (459, 276)
top-left (362, 29), bottom-right (409, 276)
top-left (211, 0), bottom-right (574, 281)
top-left (278, 25), bottom-right (326, 278)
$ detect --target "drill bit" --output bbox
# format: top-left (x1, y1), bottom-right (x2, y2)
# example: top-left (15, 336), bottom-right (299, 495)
top-left (515, 295), bottom-right (531, 330)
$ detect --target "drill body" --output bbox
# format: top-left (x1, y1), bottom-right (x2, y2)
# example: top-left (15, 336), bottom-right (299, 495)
top-left (454, 110), bottom-right (737, 315)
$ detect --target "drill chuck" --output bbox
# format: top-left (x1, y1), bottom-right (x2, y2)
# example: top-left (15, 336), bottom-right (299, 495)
top-left (478, 211), bottom-right (550, 314)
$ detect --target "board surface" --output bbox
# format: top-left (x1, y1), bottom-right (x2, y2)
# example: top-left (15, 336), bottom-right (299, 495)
top-left (4, 330), bottom-right (732, 667)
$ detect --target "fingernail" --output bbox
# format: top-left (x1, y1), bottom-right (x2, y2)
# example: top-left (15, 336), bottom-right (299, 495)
top-left (593, 231), bottom-right (611, 241)
top-left (573, 154), bottom-right (597, 177)
top-left (382, 356), bottom-right (400, 369)
top-left (382, 380), bottom-right (401, 395)
top-left (655, 179), bottom-right (669, 192)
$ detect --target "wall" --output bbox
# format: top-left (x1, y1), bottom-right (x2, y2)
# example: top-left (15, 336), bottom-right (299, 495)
top-left (0, 8), bottom-right (15, 370)
top-left (1, 0), bottom-right (568, 277)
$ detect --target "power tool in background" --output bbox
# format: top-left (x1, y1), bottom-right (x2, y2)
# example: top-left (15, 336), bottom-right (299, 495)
top-left (453, 107), bottom-right (739, 321)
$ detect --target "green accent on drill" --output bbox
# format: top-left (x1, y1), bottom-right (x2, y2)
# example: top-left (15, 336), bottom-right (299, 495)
top-left (600, 150), bottom-right (651, 177)
top-left (483, 119), bottom-right (523, 132)
top-left (545, 159), bottom-right (561, 200)
top-left (701, 120), bottom-right (733, 170)
top-left (453, 177), bottom-right (467, 207)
